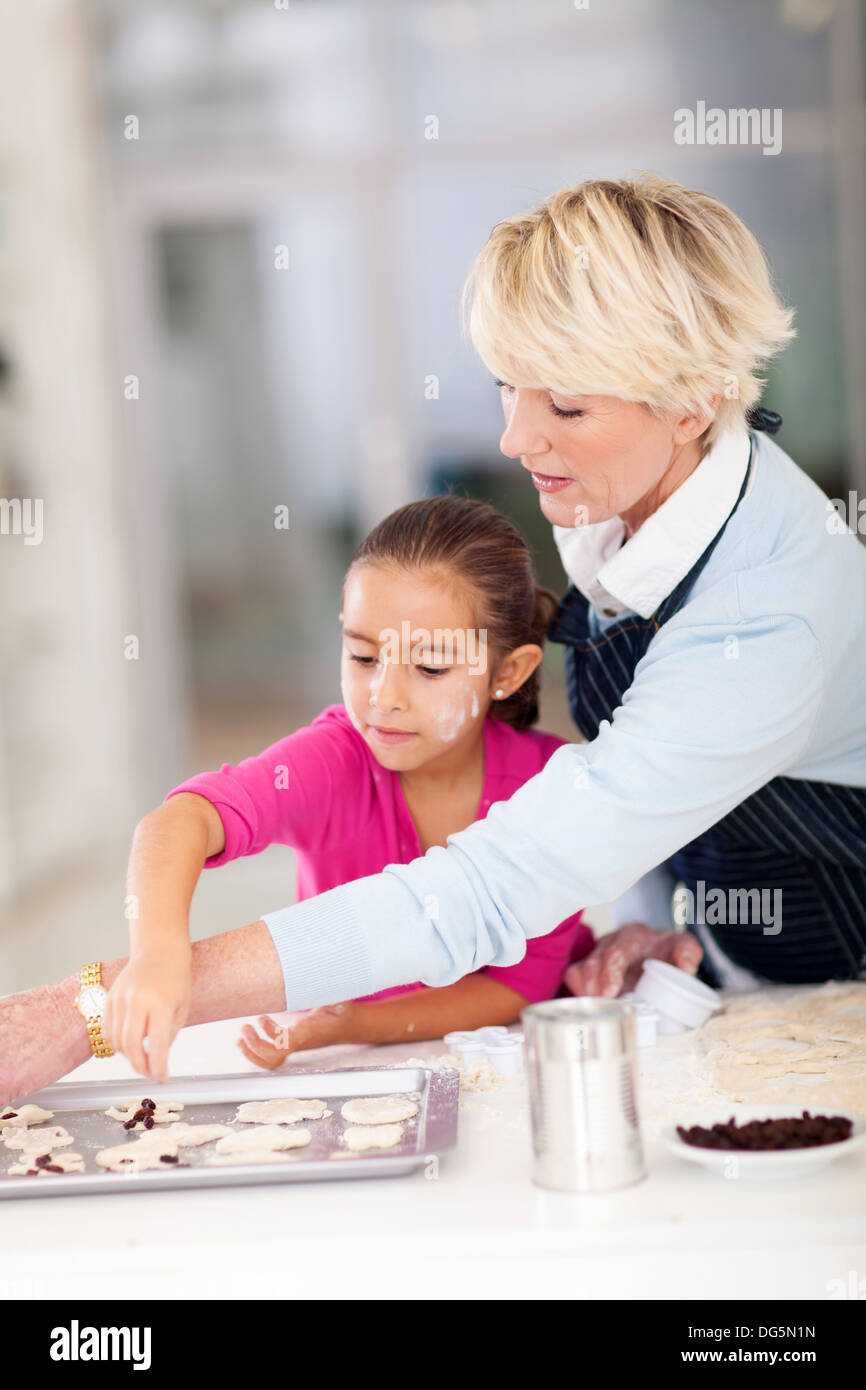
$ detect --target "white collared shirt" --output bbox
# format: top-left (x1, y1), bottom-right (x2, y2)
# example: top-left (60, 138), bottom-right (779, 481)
top-left (552, 426), bottom-right (753, 619)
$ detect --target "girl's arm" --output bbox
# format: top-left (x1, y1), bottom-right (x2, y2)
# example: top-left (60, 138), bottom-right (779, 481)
top-left (104, 711), bottom-right (363, 1081)
top-left (237, 973), bottom-right (528, 1069)
top-left (350, 974), bottom-right (527, 1043)
top-left (102, 793), bottom-right (228, 1080)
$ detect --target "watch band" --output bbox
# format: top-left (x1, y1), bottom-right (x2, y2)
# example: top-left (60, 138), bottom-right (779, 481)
top-left (77, 961), bottom-right (115, 1058)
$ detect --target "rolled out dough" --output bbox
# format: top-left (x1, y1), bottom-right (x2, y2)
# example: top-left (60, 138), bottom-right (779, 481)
top-left (341, 1096), bottom-right (418, 1126)
top-left (696, 982), bottom-right (866, 1112)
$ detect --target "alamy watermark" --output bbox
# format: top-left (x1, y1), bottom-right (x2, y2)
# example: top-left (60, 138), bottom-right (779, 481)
top-left (826, 492), bottom-right (866, 536)
top-left (673, 880), bottom-right (782, 936)
top-left (378, 622), bottom-right (488, 675)
top-left (674, 101), bottom-right (782, 156)
top-left (50, 1320), bottom-right (151, 1369)
top-left (0, 497), bottom-right (43, 545)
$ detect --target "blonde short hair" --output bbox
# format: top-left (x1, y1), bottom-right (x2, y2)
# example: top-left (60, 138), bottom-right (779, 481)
top-left (461, 173), bottom-right (796, 452)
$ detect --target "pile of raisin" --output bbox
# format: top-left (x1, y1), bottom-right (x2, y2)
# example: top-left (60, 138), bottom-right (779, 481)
top-left (123, 1098), bottom-right (157, 1130)
top-left (676, 1110), bottom-right (852, 1150)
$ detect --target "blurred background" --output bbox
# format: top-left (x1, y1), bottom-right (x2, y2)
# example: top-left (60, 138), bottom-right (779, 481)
top-left (0, 0), bottom-right (863, 993)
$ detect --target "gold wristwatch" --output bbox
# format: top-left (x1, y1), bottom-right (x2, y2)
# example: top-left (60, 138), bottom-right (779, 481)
top-left (73, 962), bottom-right (115, 1057)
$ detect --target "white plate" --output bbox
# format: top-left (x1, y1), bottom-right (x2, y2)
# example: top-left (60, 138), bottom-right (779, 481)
top-left (661, 1105), bottom-right (866, 1181)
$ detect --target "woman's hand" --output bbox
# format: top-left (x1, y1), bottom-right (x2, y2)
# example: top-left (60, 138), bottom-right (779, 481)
top-left (237, 1003), bottom-right (355, 1070)
top-left (563, 921), bottom-right (703, 997)
top-left (0, 978), bottom-right (93, 1107)
top-left (103, 945), bottom-right (192, 1082)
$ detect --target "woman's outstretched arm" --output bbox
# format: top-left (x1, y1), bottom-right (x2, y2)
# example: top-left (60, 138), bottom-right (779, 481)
top-left (0, 919), bottom-right (285, 1105)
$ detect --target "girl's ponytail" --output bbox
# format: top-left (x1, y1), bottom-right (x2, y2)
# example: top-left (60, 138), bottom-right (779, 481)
top-left (494, 584), bottom-right (558, 731)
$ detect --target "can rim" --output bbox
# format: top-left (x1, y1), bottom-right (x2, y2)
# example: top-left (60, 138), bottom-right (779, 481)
top-left (521, 997), bottom-right (633, 1023)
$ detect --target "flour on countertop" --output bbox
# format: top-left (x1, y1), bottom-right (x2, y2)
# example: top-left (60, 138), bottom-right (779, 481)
top-left (397, 1053), bottom-right (502, 1092)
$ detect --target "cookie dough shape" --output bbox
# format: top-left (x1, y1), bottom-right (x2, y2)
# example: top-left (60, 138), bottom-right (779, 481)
top-left (105, 1099), bottom-right (184, 1128)
top-left (3, 1124), bottom-right (75, 1153)
top-left (162, 1122), bottom-right (233, 1147)
top-left (8, 1152), bottom-right (85, 1177)
top-left (234, 1098), bottom-right (328, 1125)
top-left (0, 1104), bottom-right (54, 1131)
top-left (342, 1123), bottom-right (404, 1152)
top-left (95, 1132), bottom-right (181, 1172)
top-left (341, 1096), bottom-right (418, 1126)
top-left (214, 1125), bottom-right (311, 1155)
top-left (205, 1149), bottom-right (303, 1166)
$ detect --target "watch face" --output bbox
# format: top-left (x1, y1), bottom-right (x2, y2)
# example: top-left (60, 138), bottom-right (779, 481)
top-left (77, 985), bottom-right (107, 1017)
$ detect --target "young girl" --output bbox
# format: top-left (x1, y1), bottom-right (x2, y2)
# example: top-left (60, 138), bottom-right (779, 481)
top-left (105, 495), bottom-right (593, 1072)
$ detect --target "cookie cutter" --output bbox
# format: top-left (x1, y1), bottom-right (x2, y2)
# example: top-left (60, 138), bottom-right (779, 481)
top-left (630, 959), bottom-right (721, 1035)
top-left (618, 993), bottom-right (661, 1046)
top-left (442, 1025), bottom-right (525, 1076)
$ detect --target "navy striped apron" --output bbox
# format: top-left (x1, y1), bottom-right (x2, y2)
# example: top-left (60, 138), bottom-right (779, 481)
top-left (547, 411), bottom-right (866, 987)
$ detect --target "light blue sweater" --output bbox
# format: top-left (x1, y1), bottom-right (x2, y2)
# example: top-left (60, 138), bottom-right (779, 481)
top-left (262, 432), bottom-right (866, 1006)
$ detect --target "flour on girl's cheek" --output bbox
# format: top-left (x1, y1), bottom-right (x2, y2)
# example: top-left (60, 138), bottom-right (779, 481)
top-left (431, 680), bottom-right (483, 744)
top-left (434, 700), bottom-right (466, 743)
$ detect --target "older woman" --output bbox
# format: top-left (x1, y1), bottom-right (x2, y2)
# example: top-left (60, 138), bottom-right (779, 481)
top-left (3, 173), bottom-right (865, 1095)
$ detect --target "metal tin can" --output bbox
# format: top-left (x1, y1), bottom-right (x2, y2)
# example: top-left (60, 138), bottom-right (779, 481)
top-left (521, 998), bottom-right (646, 1192)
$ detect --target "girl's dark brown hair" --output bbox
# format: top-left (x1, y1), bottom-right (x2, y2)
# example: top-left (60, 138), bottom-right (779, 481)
top-left (348, 494), bottom-right (558, 731)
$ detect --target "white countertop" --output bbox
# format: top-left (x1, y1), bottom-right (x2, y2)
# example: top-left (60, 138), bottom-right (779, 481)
top-left (3, 1004), bottom-right (865, 1301)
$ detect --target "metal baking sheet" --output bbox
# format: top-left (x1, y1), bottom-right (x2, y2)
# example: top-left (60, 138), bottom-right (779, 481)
top-left (0, 1065), bottom-right (459, 1199)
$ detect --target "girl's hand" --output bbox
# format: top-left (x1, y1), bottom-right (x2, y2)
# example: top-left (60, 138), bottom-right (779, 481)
top-left (103, 945), bottom-right (192, 1082)
top-left (237, 1003), bottom-right (355, 1070)
top-left (563, 921), bottom-right (703, 998)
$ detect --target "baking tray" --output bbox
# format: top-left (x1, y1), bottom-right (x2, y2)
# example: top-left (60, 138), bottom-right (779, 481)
top-left (0, 1065), bottom-right (459, 1199)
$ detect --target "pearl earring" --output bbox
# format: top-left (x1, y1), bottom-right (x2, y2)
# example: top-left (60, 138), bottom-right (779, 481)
top-left (495, 689), bottom-right (505, 699)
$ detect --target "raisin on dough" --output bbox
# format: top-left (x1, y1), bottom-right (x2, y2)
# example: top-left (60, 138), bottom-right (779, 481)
top-left (8, 1152), bottom-right (85, 1177)
top-left (0, 1104), bottom-right (54, 1131)
top-left (105, 1099), bottom-right (184, 1127)
top-left (95, 1132), bottom-right (181, 1172)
